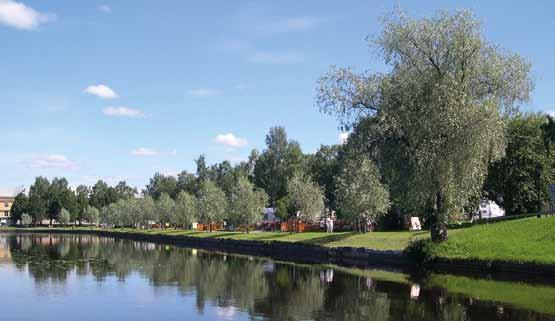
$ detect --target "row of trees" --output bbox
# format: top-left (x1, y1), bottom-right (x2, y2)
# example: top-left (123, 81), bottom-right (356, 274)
top-left (11, 113), bottom-right (555, 235)
top-left (10, 178), bottom-right (135, 225)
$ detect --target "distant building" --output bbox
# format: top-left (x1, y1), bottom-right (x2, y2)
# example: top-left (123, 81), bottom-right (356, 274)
top-left (0, 187), bottom-right (25, 225)
top-left (474, 200), bottom-right (505, 221)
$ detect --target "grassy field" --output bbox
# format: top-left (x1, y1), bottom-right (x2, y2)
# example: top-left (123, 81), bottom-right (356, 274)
top-left (112, 228), bottom-right (427, 251)
top-left (433, 215), bottom-right (555, 264)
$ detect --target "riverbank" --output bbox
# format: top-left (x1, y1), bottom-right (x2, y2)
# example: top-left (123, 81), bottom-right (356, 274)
top-left (2, 216), bottom-right (555, 276)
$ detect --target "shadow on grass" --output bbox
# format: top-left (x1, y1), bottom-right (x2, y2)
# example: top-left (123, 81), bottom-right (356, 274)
top-left (201, 232), bottom-right (244, 238)
top-left (245, 232), bottom-right (293, 241)
top-left (299, 232), bottom-right (358, 246)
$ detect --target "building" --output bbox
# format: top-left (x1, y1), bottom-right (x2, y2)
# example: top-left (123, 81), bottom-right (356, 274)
top-left (0, 187), bottom-right (25, 225)
top-left (473, 200), bottom-right (505, 221)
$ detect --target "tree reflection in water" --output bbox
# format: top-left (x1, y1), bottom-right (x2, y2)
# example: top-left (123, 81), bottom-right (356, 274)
top-left (2, 234), bottom-right (553, 321)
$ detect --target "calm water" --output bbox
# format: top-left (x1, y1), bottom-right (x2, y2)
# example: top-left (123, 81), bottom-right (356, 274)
top-left (0, 234), bottom-right (554, 321)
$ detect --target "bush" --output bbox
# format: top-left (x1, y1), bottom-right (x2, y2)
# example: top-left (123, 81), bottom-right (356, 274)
top-left (404, 239), bottom-right (436, 267)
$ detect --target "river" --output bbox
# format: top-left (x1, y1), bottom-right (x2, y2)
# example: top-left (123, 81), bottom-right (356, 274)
top-left (0, 233), bottom-right (553, 321)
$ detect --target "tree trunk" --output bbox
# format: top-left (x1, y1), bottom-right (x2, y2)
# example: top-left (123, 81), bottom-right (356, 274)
top-left (430, 191), bottom-right (448, 242)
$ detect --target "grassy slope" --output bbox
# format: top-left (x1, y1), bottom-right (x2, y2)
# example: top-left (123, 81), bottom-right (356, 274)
top-left (434, 216), bottom-right (555, 264)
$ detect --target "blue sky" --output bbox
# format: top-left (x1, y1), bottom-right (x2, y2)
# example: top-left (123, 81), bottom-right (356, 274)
top-left (2, 0), bottom-right (555, 189)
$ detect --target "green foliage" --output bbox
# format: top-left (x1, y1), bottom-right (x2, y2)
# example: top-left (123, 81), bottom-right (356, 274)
top-left (287, 175), bottom-right (325, 223)
top-left (10, 192), bottom-right (29, 223)
top-left (317, 10), bottom-right (533, 241)
top-left (28, 176), bottom-right (50, 223)
top-left (404, 239), bottom-right (436, 267)
top-left (196, 180), bottom-right (227, 229)
top-left (58, 208), bottom-right (71, 225)
top-left (484, 113), bottom-right (555, 214)
top-left (228, 176), bottom-right (268, 231)
top-left (47, 178), bottom-right (76, 224)
top-left (156, 193), bottom-right (175, 227)
top-left (254, 127), bottom-right (305, 206)
top-left (174, 191), bottom-right (197, 228)
top-left (75, 185), bottom-right (90, 224)
top-left (83, 206), bottom-right (100, 224)
top-left (89, 180), bottom-right (118, 209)
top-left (306, 144), bottom-right (341, 208)
top-left (336, 157), bottom-right (390, 230)
top-left (144, 173), bottom-right (178, 200)
top-left (275, 197), bottom-right (290, 221)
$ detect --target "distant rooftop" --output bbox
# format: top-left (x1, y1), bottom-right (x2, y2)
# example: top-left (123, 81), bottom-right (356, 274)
top-left (0, 186), bottom-right (25, 198)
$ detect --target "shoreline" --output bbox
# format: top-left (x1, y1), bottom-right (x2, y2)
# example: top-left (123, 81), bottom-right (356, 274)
top-left (2, 228), bottom-right (555, 277)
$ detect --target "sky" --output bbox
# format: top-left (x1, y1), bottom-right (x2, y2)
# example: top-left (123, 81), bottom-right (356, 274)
top-left (2, 0), bottom-right (555, 190)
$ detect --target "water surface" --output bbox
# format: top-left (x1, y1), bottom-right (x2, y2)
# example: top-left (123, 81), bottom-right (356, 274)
top-left (0, 233), bottom-right (553, 321)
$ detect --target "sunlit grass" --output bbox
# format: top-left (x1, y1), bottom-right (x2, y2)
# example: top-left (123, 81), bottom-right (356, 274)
top-left (434, 216), bottom-right (555, 264)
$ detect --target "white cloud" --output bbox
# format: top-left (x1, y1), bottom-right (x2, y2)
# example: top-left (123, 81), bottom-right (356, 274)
top-left (0, 0), bottom-right (55, 30)
top-left (248, 51), bottom-right (304, 65)
top-left (339, 132), bottom-right (349, 144)
top-left (98, 4), bottom-right (111, 13)
top-left (131, 147), bottom-right (158, 157)
top-left (214, 133), bottom-right (248, 148)
top-left (188, 88), bottom-right (222, 97)
top-left (27, 154), bottom-right (77, 170)
top-left (545, 110), bottom-right (555, 118)
top-left (84, 84), bottom-right (118, 99)
top-left (103, 106), bottom-right (145, 118)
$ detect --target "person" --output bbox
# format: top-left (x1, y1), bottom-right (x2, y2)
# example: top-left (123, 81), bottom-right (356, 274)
top-left (325, 215), bottom-right (333, 233)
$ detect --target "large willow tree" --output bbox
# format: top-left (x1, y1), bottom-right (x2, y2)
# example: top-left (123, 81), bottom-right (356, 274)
top-left (317, 10), bottom-right (533, 241)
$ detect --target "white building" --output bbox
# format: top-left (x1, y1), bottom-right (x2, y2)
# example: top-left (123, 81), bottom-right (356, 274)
top-left (474, 200), bottom-right (505, 220)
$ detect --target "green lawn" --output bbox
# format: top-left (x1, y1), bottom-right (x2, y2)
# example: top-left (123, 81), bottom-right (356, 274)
top-left (433, 215), bottom-right (555, 264)
top-left (111, 228), bottom-right (427, 251)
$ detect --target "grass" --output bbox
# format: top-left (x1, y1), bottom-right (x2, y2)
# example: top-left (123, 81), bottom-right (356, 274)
top-left (110, 228), bottom-right (427, 251)
top-left (433, 215), bottom-right (555, 264)
top-left (0, 226), bottom-right (425, 251)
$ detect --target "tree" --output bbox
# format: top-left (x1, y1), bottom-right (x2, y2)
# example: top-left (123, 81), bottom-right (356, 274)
top-left (21, 213), bottom-right (32, 227)
top-left (307, 144), bottom-right (341, 208)
top-left (484, 114), bottom-right (555, 214)
top-left (196, 180), bottom-right (227, 232)
top-left (228, 176), bottom-right (268, 233)
top-left (58, 208), bottom-right (71, 226)
top-left (177, 170), bottom-right (198, 195)
top-left (28, 176), bottom-right (50, 224)
top-left (317, 10), bottom-right (532, 242)
top-left (174, 191), bottom-right (197, 229)
top-left (157, 193), bottom-right (175, 229)
top-left (83, 206), bottom-right (100, 225)
top-left (139, 196), bottom-right (157, 228)
top-left (144, 173), bottom-right (178, 200)
top-left (254, 127), bottom-right (305, 206)
top-left (75, 185), bottom-right (90, 225)
top-left (10, 192), bottom-right (29, 223)
top-left (287, 175), bottom-right (325, 223)
top-left (335, 157), bottom-right (390, 232)
top-left (115, 181), bottom-right (137, 199)
top-left (90, 180), bottom-right (118, 209)
top-left (47, 178), bottom-right (75, 226)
